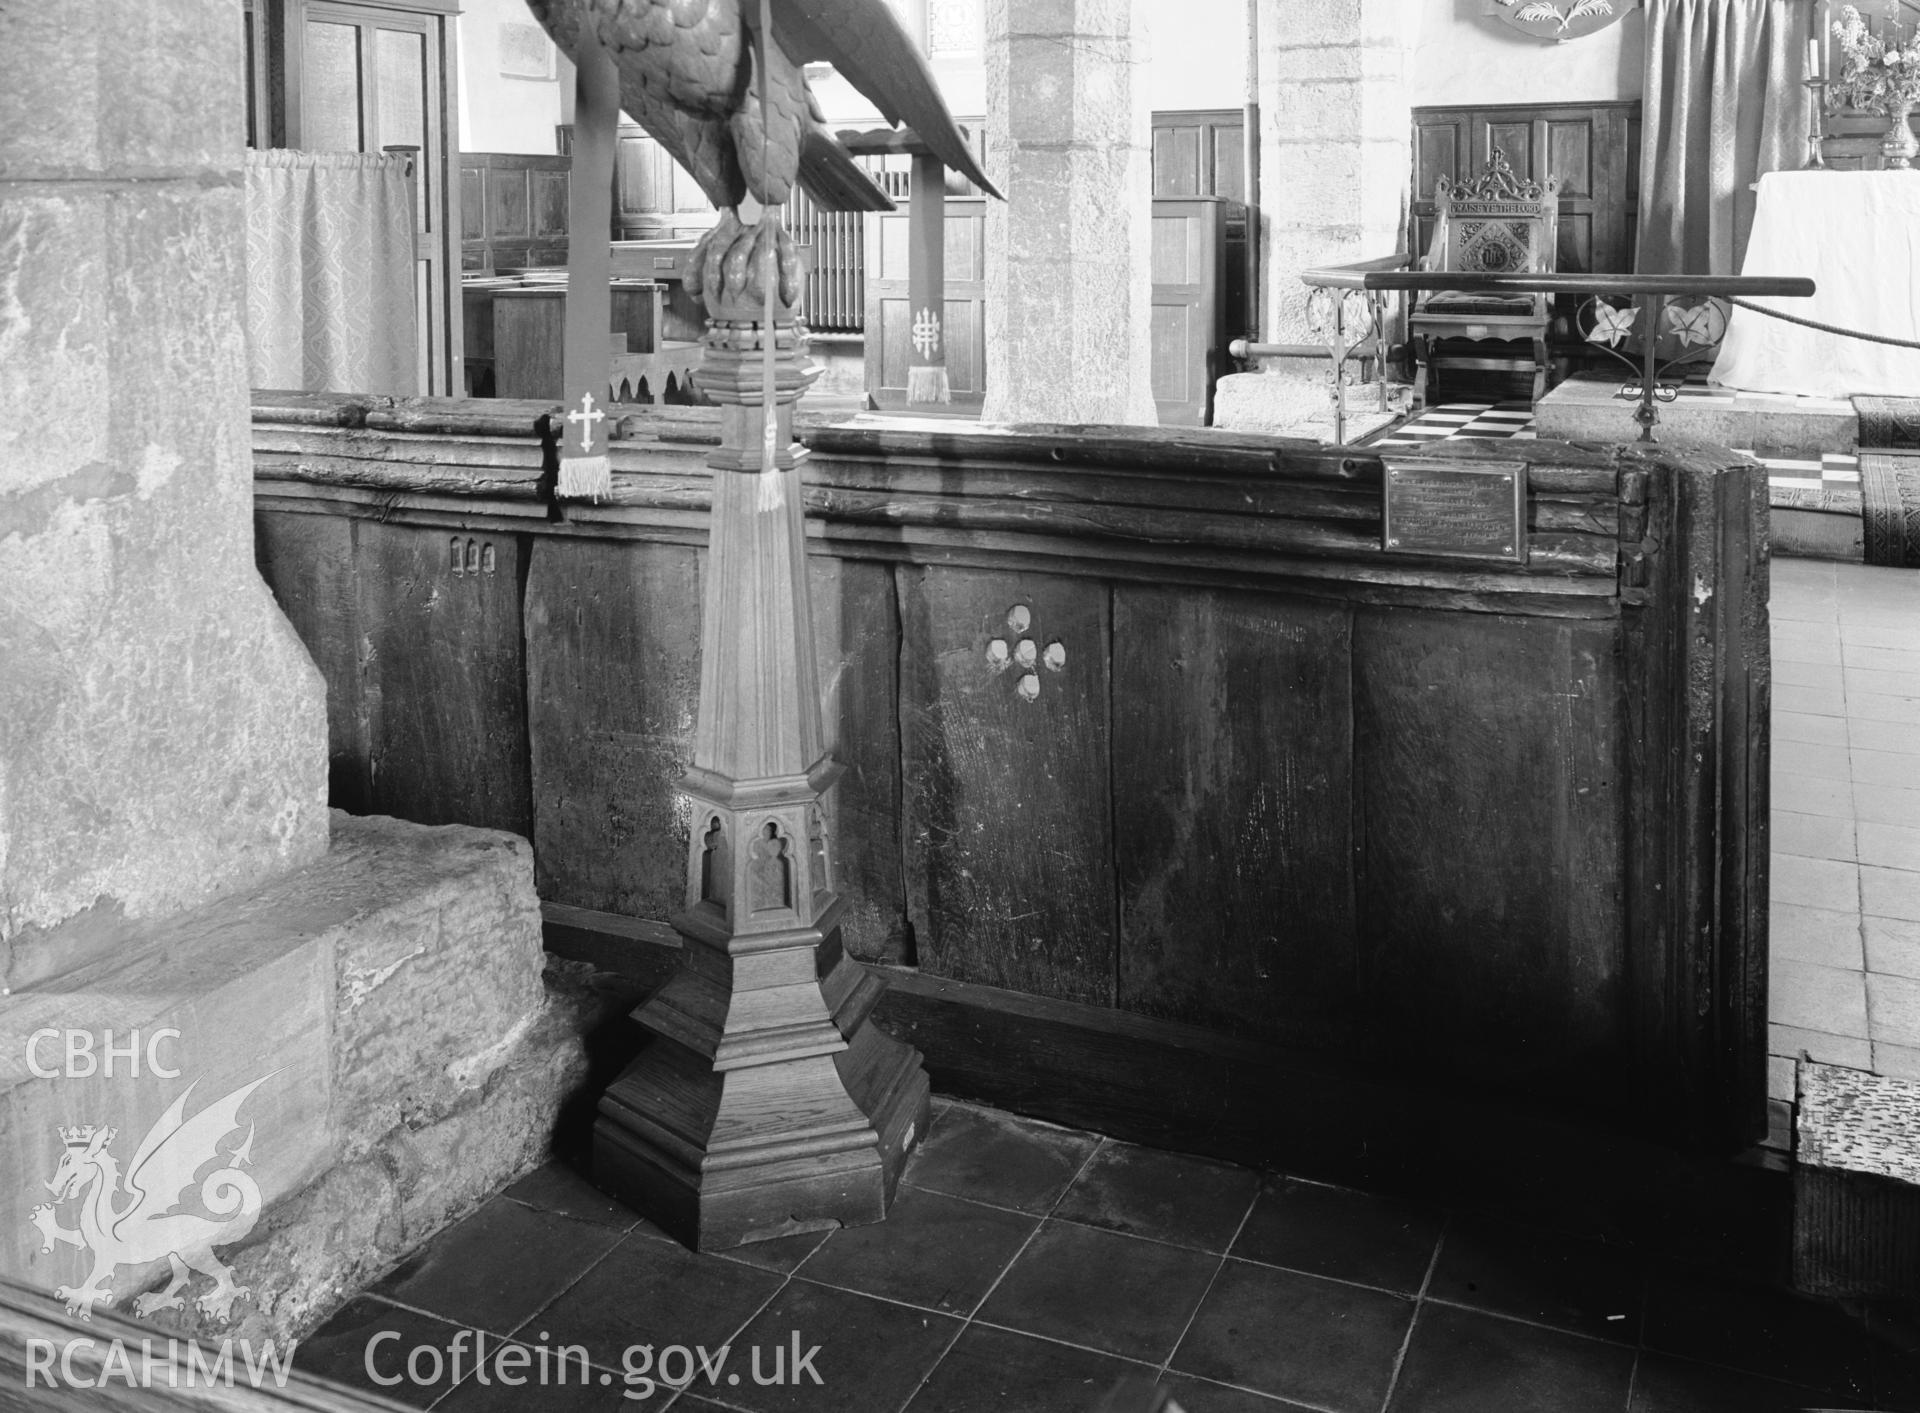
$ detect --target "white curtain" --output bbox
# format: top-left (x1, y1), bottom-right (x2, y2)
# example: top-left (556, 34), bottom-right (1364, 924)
top-left (244, 149), bottom-right (419, 395)
top-left (1637, 0), bottom-right (1812, 275)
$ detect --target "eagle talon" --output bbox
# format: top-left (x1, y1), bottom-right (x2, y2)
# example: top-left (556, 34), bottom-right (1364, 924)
top-left (688, 209), bottom-right (802, 319)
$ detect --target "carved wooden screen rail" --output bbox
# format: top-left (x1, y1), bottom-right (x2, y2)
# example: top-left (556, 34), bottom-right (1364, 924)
top-left (251, 393), bottom-right (1771, 1198)
top-left (1241, 265), bottom-right (1818, 444)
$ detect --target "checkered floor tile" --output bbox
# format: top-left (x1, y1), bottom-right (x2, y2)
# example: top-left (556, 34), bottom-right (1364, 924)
top-left (1366, 400), bottom-right (1863, 502)
top-left (1738, 449), bottom-right (1860, 494)
top-left (1370, 400), bottom-right (1539, 448)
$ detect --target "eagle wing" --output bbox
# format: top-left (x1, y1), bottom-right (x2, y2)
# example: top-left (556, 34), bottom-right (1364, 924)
top-left (768, 0), bottom-right (1002, 197)
top-left (525, 0), bottom-right (748, 207)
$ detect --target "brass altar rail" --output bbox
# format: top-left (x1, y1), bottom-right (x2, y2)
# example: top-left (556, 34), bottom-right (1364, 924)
top-left (1268, 264), bottom-right (1818, 444)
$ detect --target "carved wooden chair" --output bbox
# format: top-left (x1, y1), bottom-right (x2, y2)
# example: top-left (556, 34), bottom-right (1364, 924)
top-left (1409, 148), bottom-right (1561, 408)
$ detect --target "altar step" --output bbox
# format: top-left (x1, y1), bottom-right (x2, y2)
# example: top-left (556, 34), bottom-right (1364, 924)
top-left (1469, 374), bottom-right (1920, 566)
top-left (1534, 373), bottom-right (1858, 457)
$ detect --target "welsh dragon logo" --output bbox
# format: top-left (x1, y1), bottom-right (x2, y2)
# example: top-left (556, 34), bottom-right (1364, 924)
top-left (28, 1073), bottom-right (274, 1322)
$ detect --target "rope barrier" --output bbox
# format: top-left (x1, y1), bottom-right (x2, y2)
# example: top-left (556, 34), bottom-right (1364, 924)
top-left (1726, 295), bottom-right (1920, 351)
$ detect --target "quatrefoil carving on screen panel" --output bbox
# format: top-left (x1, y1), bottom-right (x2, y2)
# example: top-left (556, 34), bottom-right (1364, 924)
top-left (984, 603), bottom-right (1067, 702)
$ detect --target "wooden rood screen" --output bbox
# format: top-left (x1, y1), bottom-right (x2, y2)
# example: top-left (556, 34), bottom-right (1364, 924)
top-left (251, 397), bottom-right (1770, 1174)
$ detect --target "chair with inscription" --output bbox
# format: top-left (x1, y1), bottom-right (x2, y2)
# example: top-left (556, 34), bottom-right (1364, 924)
top-left (1409, 148), bottom-right (1561, 408)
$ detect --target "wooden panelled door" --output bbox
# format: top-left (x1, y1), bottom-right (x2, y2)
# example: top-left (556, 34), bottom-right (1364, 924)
top-left (1411, 102), bottom-right (1641, 277)
top-left (247, 0), bottom-right (463, 395)
top-left (1149, 198), bottom-right (1226, 426)
top-left (1151, 110), bottom-right (1249, 344)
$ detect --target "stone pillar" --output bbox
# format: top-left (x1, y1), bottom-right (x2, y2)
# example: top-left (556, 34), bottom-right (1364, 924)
top-left (982, 0), bottom-right (1156, 425)
top-left (1256, 0), bottom-right (1418, 348)
top-left (0, 0), bottom-right (328, 989)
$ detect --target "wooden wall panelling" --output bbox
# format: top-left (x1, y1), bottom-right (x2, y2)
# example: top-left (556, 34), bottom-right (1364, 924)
top-left (896, 566), bottom-right (1116, 1005)
top-left (353, 519), bottom-right (533, 837)
top-left (1410, 102), bottom-right (1640, 278)
top-left (460, 163), bottom-right (486, 260)
top-left (1351, 608), bottom-right (1626, 1109)
top-left (255, 509), bottom-right (370, 813)
top-left (1153, 109), bottom-right (1249, 351)
top-left (489, 166), bottom-right (531, 245)
top-left (1153, 125), bottom-right (1204, 194)
top-left (808, 557), bottom-right (912, 965)
top-left (610, 124), bottom-right (720, 241)
top-left (460, 153), bottom-right (571, 272)
top-left (1412, 113), bottom-right (1467, 257)
top-left (1113, 587), bottom-right (1360, 1045)
top-left (524, 537), bottom-right (703, 919)
top-left (1545, 114), bottom-right (1598, 273)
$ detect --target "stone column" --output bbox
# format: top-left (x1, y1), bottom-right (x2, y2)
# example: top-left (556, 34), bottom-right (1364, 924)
top-left (0, 0), bottom-right (328, 989)
top-left (1257, 0), bottom-right (1418, 348)
top-left (982, 0), bottom-right (1156, 425)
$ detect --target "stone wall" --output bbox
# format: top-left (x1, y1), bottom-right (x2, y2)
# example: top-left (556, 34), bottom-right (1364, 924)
top-left (1255, 0), bottom-right (1420, 348)
top-left (982, 0), bottom-right (1157, 425)
top-left (0, 0), bottom-right (329, 989)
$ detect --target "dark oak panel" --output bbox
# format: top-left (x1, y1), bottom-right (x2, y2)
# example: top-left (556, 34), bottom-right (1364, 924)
top-left (810, 557), bottom-right (912, 965)
top-left (1352, 610), bottom-right (1624, 1102)
top-left (897, 566), bottom-right (1116, 1006)
top-left (354, 520), bottom-right (532, 837)
top-left (524, 537), bottom-right (703, 921)
top-left (1114, 588), bottom-right (1359, 1044)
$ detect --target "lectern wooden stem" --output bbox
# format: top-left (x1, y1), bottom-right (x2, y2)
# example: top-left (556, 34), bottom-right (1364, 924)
top-left (592, 257), bottom-right (930, 1251)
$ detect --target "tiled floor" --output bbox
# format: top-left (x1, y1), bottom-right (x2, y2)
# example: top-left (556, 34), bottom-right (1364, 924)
top-left (1768, 558), bottom-right (1920, 1101)
top-left (1370, 399), bottom-right (1539, 447)
top-left (295, 1099), bottom-right (1919, 1413)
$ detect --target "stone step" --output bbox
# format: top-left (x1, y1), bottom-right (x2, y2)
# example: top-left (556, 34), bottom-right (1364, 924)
top-left (0, 813), bottom-right (588, 1342)
top-left (1537, 375), bottom-right (1857, 457)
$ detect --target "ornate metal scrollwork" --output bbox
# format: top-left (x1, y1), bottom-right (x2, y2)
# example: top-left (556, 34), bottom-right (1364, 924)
top-left (1577, 293), bottom-right (1730, 439)
top-left (1306, 286), bottom-right (1392, 445)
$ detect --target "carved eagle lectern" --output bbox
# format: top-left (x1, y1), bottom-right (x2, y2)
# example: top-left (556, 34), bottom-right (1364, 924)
top-left (525, 0), bottom-right (998, 306)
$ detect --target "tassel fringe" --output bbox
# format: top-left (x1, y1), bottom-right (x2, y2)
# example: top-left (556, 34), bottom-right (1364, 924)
top-left (557, 454), bottom-right (612, 502)
top-left (906, 366), bottom-right (952, 406)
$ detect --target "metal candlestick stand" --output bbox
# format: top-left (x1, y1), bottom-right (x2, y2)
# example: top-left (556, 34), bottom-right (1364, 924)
top-left (1805, 76), bottom-right (1830, 169)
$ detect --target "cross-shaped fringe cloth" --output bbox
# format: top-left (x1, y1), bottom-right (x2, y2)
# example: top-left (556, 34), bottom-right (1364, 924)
top-left (555, 25), bottom-right (619, 501)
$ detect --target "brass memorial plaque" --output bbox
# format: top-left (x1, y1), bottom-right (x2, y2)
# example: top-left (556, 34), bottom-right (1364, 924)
top-left (1380, 457), bottom-right (1528, 564)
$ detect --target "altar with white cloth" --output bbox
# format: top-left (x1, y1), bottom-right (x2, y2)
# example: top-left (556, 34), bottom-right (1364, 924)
top-left (1712, 171), bottom-right (1920, 397)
